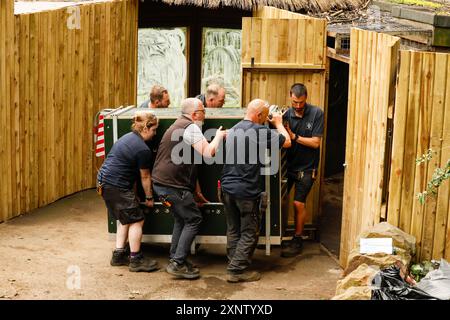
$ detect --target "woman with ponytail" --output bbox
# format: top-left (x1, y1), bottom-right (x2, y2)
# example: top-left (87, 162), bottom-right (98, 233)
top-left (97, 111), bottom-right (160, 272)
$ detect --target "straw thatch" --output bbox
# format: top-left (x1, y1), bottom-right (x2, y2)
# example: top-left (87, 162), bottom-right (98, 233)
top-left (15, 0), bottom-right (367, 14)
top-left (160, 0), bottom-right (366, 13)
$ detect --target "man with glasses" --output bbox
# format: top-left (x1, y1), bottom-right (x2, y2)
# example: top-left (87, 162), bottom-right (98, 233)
top-left (281, 83), bottom-right (324, 258)
top-left (152, 97), bottom-right (226, 279)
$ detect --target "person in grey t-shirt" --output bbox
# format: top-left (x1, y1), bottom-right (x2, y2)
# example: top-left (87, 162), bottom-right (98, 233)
top-left (139, 85), bottom-right (171, 109)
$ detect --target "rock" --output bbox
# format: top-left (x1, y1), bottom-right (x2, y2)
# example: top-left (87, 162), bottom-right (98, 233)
top-left (331, 286), bottom-right (372, 300)
top-left (358, 222), bottom-right (416, 255)
top-left (344, 248), bottom-right (411, 276)
top-left (335, 264), bottom-right (379, 296)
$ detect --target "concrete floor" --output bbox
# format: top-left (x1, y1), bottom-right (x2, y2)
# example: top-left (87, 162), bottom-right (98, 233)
top-left (0, 190), bottom-right (342, 300)
top-left (319, 172), bottom-right (344, 257)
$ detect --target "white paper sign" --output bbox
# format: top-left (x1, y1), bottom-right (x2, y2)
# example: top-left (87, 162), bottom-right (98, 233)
top-left (360, 238), bottom-right (393, 254)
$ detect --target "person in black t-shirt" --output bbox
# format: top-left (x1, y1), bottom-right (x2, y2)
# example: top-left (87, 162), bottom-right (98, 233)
top-left (98, 111), bottom-right (159, 272)
top-left (281, 83), bottom-right (324, 258)
top-left (221, 99), bottom-right (291, 282)
top-left (139, 85), bottom-right (171, 109)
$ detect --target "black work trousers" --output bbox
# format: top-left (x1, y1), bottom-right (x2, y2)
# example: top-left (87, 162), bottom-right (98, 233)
top-left (222, 192), bottom-right (261, 274)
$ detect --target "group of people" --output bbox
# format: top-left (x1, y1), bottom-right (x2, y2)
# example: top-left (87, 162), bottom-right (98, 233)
top-left (97, 83), bottom-right (324, 283)
top-left (138, 83), bottom-right (226, 109)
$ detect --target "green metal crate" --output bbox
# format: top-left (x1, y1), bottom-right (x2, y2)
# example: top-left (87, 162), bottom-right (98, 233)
top-left (102, 106), bottom-right (286, 254)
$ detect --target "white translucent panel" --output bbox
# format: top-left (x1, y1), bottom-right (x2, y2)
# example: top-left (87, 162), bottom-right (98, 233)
top-left (201, 28), bottom-right (242, 108)
top-left (137, 27), bottom-right (187, 108)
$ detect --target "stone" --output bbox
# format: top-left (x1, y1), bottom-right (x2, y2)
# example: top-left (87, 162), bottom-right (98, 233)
top-left (331, 286), bottom-right (372, 300)
top-left (357, 222), bottom-right (416, 256)
top-left (336, 264), bottom-right (379, 296)
top-left (344, 248), bottom-right (411, 276)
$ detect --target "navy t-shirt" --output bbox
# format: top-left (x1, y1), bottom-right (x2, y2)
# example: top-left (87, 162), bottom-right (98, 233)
top-left (283, 104), bottom-right (324, 173)
top-left (221, 120), bottom-right (286, 198)
top-left (97, 132), bottom-right (152, 189)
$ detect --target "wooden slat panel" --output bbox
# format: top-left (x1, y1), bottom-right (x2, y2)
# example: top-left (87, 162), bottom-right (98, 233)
top-left (433, 54), bottom-right (450, 259)
top-left (340, 29), bottom-right (400, 267)
top-left (241, 17), bottom-right (326, 69)
top-left (389, 50), bottom-right (450, 261)
top-left (0, 0), bottom-right (138, 223)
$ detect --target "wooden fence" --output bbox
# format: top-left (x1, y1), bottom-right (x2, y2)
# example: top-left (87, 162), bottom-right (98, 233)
top-left (388, 50), bottom-right (450, 261)
top-left (1, 0), bottom-right (16, 223)
top-left (340, 29), bottom-right (400, 266)
top-left (0, 0), bottom-right (138, 223)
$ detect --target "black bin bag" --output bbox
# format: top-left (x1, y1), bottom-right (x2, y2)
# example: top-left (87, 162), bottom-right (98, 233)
top-left (371, 265), bottom-right (439, 300)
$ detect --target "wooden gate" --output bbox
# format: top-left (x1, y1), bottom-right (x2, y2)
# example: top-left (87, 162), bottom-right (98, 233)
top-left (387, 50), bottom-right (450, 261)
top-left (241, 6), bottom-right (327, 228)
top-left (340, 29), bottom-right (400, 266)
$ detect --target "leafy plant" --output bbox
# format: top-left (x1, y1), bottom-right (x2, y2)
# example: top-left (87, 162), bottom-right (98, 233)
top-left (416, 148), bottom-right (450, 205)
top-left (410, 260), bottom-right (439, 282)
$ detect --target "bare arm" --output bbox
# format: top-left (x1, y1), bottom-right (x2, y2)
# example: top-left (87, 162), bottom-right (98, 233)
top-left (295, 136), bottom-right (321, 149)
top-left (191, 126), bottom-right (226, 158)
top-left (140, 168), bottom-right (154, 207)
top-left (268, 114), bottom-right (291, 148)
top-left (285, 123), bottom-right (321, 149)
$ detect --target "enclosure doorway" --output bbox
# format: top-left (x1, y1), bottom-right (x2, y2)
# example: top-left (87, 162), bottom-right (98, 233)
top-left (320, 58), bottom-right (349, 257)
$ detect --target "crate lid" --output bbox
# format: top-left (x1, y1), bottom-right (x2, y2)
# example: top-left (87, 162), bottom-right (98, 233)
top-left (104, 106), bottom-right (246, 119)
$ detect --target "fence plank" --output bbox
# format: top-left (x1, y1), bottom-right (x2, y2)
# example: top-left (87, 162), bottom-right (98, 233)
top-left (424, 53), bottom-right (447, 260)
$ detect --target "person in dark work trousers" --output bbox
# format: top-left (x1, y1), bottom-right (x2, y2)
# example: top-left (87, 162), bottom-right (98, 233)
top-left (220, 99), bottom-right (291, 282)
top-left (281, 83), bottom-right (324, 258)
top-left (97, 111), bottom-right (159, 272)
top-left (139, 85), bottom-right (171, 109)
top-left (152, 97), bottom-right (226, 279)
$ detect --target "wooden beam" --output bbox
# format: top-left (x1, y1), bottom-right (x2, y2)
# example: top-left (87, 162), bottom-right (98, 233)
top-left (326, 47), bottom-right (350, 64)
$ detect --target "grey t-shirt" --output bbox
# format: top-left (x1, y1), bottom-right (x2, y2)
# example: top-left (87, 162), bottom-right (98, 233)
top-left (138, 100), bottom-right (150, 108)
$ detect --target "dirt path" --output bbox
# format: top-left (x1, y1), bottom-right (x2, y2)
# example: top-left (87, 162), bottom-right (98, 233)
top-left (0, 190), bottom-right (342, 300)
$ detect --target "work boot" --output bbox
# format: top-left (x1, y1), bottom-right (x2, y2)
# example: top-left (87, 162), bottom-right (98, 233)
top-left (281, 236), bottom-right (303, 258)
top-left (227, 271), bottom-right (261, 283)
top-left (166, 260), bottom-right (200, 279)
top-left (110, 249), bottom-right (129, 266)
top-left (169, 258), bottom-right (199, 273)
top-left (129, 253), bottom-right (159, 272)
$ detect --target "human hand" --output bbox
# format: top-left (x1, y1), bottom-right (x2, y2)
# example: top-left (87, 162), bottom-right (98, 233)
top-left (194, 191), bottom-right (209, 207)
top-left (216, 126), bottom-right (227, 139)
top-left (268, 112), bottom-right (283, 126)
top-left (144, 199), bottom-right (154, 208)
top-left (285, 123), bottom-right (295, 139)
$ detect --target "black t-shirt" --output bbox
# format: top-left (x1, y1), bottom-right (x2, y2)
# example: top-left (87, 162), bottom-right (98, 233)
top-left (98, 132), bottom-right (152, 189)
top-left (221, 120), bottom-right (286, 198)
top-left (283, 104), bottom-right (324, 173)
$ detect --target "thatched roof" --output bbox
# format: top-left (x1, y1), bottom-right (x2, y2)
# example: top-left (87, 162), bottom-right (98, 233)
top-left (159, 0), bottom-right (366, 13)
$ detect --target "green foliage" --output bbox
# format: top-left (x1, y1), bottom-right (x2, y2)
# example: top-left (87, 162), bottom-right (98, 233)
top-left (410, 260), bottom-right (439, 282)
top-left (388, 0), bottom-right (443, 9)
top-left (416, 149), bottom-right (450, 205)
